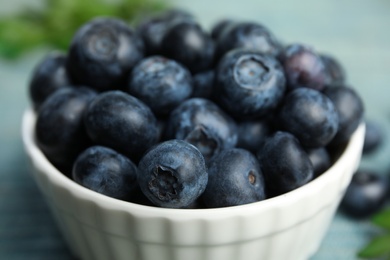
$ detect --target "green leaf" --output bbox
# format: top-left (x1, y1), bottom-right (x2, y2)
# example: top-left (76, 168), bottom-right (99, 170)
top-left (372, 208), bottom-right (390, 230)
top-left (358, 234), bottom-right (390, 259)
top-left (0, 18), bottom-right (46, 58)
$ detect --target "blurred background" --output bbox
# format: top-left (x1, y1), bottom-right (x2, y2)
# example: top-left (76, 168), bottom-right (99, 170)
top-left (0, 0), bottom-right (389, 259)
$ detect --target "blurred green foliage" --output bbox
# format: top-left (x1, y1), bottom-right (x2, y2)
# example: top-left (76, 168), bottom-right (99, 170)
top-left (0, 0), bottom-right (167, 59)
top-left (358, 208), bottom-right (390, 259)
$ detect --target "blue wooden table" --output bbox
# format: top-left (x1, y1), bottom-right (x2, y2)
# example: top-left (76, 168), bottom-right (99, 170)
top-left (1, 0), bottom-right (390, 259)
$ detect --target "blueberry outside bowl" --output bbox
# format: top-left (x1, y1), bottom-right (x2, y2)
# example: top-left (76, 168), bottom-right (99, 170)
top-left (22, 108), bottom-right (365, 260)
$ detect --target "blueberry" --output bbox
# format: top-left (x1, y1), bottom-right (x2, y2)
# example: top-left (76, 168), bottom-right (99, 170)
top-left (83, 90), bottom-right (159, 162)
top-left (136, 9), bottom-right (194, 55)
top-left (29, 51), bottom-right (72, 110)
top-left (305, 147), bottom-right (331, 177)
top-left (35, 87), bottom-right (97, 175)
top-left (66, 17), bottom-right (144, 92)
top-left (236, 119), bottom-right (272, 153)
top-left (72, 146), bottom-right (138, 200)
top-left (320, 54), bottom-right (346, 86)
top-left (215, 22), bottom-right (281, 59)
top-left (201, 148), bottom-right (266, 208)
top-left (210, 19), bottom-right (235, 40)
top-left (363, 120), bottom-right (383, 155)
top-left (165, 98), bottom-right (238, 162)
top-left (340, 169), bottom-right (389, 219)
top-left (258, 131), bottom-right (314, 195)
top-left (127, 56), bottom-right (193, 116)
top-left (215, 49), bottom-right (286, 119)
top-left (161, 20), bottom-right (215, 73)
top-left (137, 139), bottom-right (208, 208)
top-left (278, 88), bottom-right (339, 148)
top-left (281, 44), bottom-right (328, 91)
top-left (323, 86), bottom-right (364, 145)
top-left (191, 70), bottom-right (215, 99)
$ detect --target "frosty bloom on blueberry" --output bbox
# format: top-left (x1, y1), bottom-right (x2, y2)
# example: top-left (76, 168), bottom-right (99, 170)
top-left (278, 88), bottom-right (339, 148)
top-left (83, 90), bottom-right (159, 162)
top-left (215, 48), bottom-right (286, 119)
top-left (73, 146), bottom-right (138, 200)
top-left (127, 55), bottom-right (193, 116)
top-left (66, 17), bottom-right (144, 92)
top-left (137, 140), bottom-right (208, 208)
top-left (202, 148), bottom-right (266, 208)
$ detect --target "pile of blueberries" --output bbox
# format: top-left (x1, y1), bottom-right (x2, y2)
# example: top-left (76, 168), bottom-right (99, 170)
top-left (30, 9), bottom-right (366, 209)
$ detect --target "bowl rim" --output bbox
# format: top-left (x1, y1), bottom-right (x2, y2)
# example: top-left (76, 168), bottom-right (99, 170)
top-left (22, 108), bottom-right (365, 219)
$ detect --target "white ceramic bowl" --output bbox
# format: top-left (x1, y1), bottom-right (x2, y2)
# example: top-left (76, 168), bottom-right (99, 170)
top-left (22, 108), bottom-right (365, 260)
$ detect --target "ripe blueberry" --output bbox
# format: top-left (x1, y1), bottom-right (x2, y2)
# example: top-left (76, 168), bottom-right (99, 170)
top-left (83, 90), bottom-right (159, 162)
top-left (35, 87), bottom-right (97, 175)
top-left (128, 56), bottom-right (193, 116)
top-left (305, 147), bottom-right (331, 177)
top-left (236, 119), bottom-right (271, 154)
top-left (66, 17), bottom-right (144, 92)
top-left (136, 9), bottom-right (194, 55)
top-left (281, 44), bottom-right (328, 91)
top-left (216, 22), bottom-right (281, 59)
top-left (320, 54), bottom-right (346, 86)
top-left (278, 88), bottom-right (339, 148)
top-left (258, 131), bottom-right (314, 196)
top-left (29, 51), bottom-right (72, 110)
top-left (340, 169), bottom-right (389, 219)
top-left (73, 146), bottom-right (138, 200)
top-left (161, 20), bottom-right (215, 73)
top-left (137, 140), bottom-right (208, 208)
top-left (191, 70), bottom-right (215, 99)
top-left (210, 19), bottom-right (235, 41)
top-left (215, 49), bottom-right (286, 118)
top-left (363, 120), bottom-right (383, 154)
top-left (324, 86), bottom-right (364, 145)
top-left (165, 98), bottom-right (238, 162)
top-left (202, 148), bottom-right (266, 208)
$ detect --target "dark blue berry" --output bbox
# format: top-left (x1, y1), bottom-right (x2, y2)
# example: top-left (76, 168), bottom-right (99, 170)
top-left (165, 98), bottom-right (237, 162)
top-left (72, 146), bottom-right (138, 200)
top-left (136, 9), bottom-right (194, 55)
top-left (236, 119), bottom-right (271, 153)
top-left (66, 17), bottom-right (144, 92)
top-left (305, 147), bottom-right (331, 177)
top-left (320, 54), bottom-right (346, 86)
top-left (29, 51), bottom-right (72, 110)
top-left (137, 140), bottom-right (208, 208)
top-left (210, 19), bottom-right (235, 40)
top-left (258, 131), bottom-right (314, 195)
top-left (127, 56), bottom-right (193, 116)
top-left (201, 148), bottom-right (266, 208)
top-left (278, 88), bottom-right (339, 148)
top-left (215, 49), bottom-right (286, 119)
top-left (363, 120), bottom-right (383, 154)
top-left (281, 44), bottom-right (328, 91)
top-left (83, 90), bottom-right (159, 162)
top-left (215, 22), bottom-right (281, 59)
top-left (323, 86), bottom-right (364, 145)
top-left (161, 21), bottom-right (215, 73)
top-left (340, 169), bottom-right (389, 219)
top-left (191, 70), bottom-right (215, 99)
top-left (35, 87), bottom-right (97, 175)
